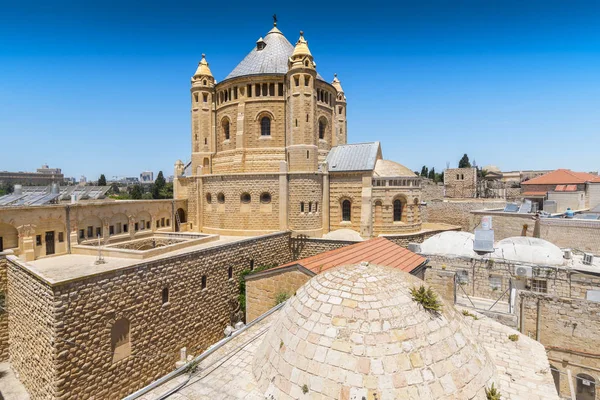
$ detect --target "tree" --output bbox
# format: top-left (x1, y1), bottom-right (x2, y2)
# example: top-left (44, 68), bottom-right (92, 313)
top-left (152, 171), bottom-right (166, 199)
top-left (98, 174), bottom-right (107, 186)
top-left (428, 167), bottom-right (436, 181)
top-left (109, 182), bottom-right (120, 195)
top-left (159, 182), bottom-right (173, 199)
top-left (420, 166), bottom-right (428, 177)
top-left (458, 154), bottom-right (471, 168)
top-left (130, 184), bottom-right (143, 200)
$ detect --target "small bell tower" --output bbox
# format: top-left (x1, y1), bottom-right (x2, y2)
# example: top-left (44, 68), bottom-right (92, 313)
top-left (190, 54), bottom-right (216, 175)
top-left (332, 74), bottom-right (347, 146)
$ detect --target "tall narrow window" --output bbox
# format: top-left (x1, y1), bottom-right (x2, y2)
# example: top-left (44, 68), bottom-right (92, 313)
top-left (247, 84), bottom-right (252, 97)
top-left (315, 202), bottom-right (318, 212)
top-left (278, 83), bottom-right (284, 96)
top-left (308, 202), bottom-right (312, 212)
top-left (201, 275), bottom-right (207, 289)
top-left (261, 117), bottom-right (271, 136)
top-left (319, 119), bottom-right (326, 139)
top-left (233, 87), bottom-right (238, 99)
top-left (294, 76), bottom-right (299, 86)
top-left (228, 266), bottom-right (233, 280)
top-left (223, 120), bottom-right (230, 140)
top-left (342, 200), bottom-right (351, 222)
top-left (393, 200), bottom-right (402, 222)
top-left (203, 93), bottom-right (208, 103)
top-left (193, 93), bottom-right (198, 103)
top-left (300, 202), bottom-right (305, 212)
top-left (250, 259), bottom-right (254, 271)
top-left (269, 83), bottom-right (275, 96)
top-left (162, 287), bottom-right (169, 304)
top-left (255, 83), bottom-right (261, 96)
top-left (304, 75), bottom-right (310, 86)
top-left (262, 83), bottom-right (267, 96)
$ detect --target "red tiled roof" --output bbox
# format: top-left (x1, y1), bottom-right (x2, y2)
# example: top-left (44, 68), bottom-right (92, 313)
top-left (276, 237), bottom-right (426, 275)
top-left (522, 169), bottom-right (598, 185)
top-left (523, 191), bottom-right (547, 196)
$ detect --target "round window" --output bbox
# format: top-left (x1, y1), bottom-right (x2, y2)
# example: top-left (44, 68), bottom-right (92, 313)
top-left (206, 193), bottom-right (212, 203)
top-left (217, 193), bottom-right (225, 203)
top-left (241, 193), bottom-right (251, 204)
top-left (260, 192), bottom-right (271, 204)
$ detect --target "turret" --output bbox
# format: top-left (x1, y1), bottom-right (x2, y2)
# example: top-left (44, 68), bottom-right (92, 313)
top-left (190, 54), bottom-right (216, 175)
top-left (332, 73), bottom-right (347, 145)
top-left (286, 31), bottom-right (318, 172)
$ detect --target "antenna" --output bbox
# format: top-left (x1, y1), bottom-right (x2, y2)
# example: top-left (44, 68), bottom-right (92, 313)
top-left (95, 234), bottom-right (107, 265)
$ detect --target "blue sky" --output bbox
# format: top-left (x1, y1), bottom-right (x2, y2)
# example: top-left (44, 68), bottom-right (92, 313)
top-left (1, 0), bottom-right (599, 180)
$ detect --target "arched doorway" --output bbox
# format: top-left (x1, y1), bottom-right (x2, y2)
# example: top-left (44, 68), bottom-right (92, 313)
top-left (0, 223), bottom-right (18, 252)
top-left (576, 373), bottom-right (596, 400)
top-left (175, 208), bottom-right (186, 232)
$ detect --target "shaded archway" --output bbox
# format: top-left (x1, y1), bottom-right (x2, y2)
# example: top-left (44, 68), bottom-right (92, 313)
top-left (576, 373), bottom-right (595, 400)
top-left (175, 208), bottom-right (186, 232)
top-left (0, 222), bottom-right (18, 252)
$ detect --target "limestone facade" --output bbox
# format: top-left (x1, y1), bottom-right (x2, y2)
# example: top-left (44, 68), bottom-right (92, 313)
top-left (0, 200), bottom-right (187, 261)
top-left (444, 167), bottom-right (477, 198)
top-left (5, 232), bottom-right (292, 399)
top-left (175, 22), bottom-right (421, 239)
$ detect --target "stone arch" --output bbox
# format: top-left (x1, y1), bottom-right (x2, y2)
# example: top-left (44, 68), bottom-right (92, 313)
top-left (576, 373), bottom-right (595, 400)
top-left (220, 116), bottom-right (231, 141)
top-left (176, 208), bottom-right (186, 223)
top-left (109, 213), bottom-right (129, 235)
top-left (340, 197), bottom-right (352, 222)
top-left (392, 194), bottom-right (408, 223)
top-left (254, 109), bottom-right (276, 122)
top-left (111, 318), bottom-right (131, 363)
top-left (0, 222), bottom-right (18, 251)
top-left (78, 215), bottom-right (104, 240)
top-left (374, 200), bottom-right (383, 226)
top-left (154, 210), bottom-right (171, 230)
top-left (136, 211), bottom-right (152, 231)
top-left (318, 117), bottom-right (329, 140)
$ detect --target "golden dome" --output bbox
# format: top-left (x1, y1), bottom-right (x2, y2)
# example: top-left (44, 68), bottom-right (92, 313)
top-left (291, 31), bottom-right (312, 58)
top-left (193, 54), bottom-right (213, 78)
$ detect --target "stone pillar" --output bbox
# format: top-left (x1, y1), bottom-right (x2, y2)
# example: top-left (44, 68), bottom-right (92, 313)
top-left (279, 161), bottom-right (289, 231)
top-left (322, 163), bottom-right (330, 234)
top-left (360, 174), bottom-right (373, 238)
top-left (22, 236), bottom-right (35, 262)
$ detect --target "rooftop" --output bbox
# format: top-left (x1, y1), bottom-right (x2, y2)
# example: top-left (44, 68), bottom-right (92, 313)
top-left (13, 235), bottom-right (250, 284)
top-left (522, 169), bottom-right (600, 185)
top-left (140, 264), bottom-right (558, 399)
top-left (326, 142), bottom-right (381, 172)
top-left (268, 236), bottom-right (426, 276)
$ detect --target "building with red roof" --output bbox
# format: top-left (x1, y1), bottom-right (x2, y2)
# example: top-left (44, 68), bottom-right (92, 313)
top-left (244, 237), bottom-right (427, 321)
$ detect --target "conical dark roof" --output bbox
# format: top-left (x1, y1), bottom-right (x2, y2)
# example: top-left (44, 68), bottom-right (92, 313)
top-left (224, 26), bottom-right (324, 81)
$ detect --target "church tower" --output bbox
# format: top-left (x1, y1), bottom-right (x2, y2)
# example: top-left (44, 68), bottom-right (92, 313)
top-left (190, 54), bottom-right (216, 175)
top-left (285, 32), bottom-right (318, 172)
top-left (332, 74), bottom-right (347, 146)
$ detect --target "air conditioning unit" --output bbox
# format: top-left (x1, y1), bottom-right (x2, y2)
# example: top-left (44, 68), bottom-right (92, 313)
top-left (583, 253), bottom-right (594, 266)
top-left (563, 249), bottom-right (572, 259)
top-left (515, 266), bottom-right (533, 278)
top-left (408, 243), bottom-right (421, 253)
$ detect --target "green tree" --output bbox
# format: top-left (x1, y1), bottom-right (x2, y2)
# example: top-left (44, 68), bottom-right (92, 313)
top-left (458, 154), bottom-right (471, 168)
top-left (130, 184), bottom-right (143, 200)
top-left (159, 182), bottom-right (173, 199)
top-left (420, 166), bottom-right (428, 177)
top-left (109, 182), bottom-right (120, 195)
top-left (428, 167), bottom-right (436, 181)
top-left (98, 174), bottom-right (107, 186)
top-left (152, 171), bottom-right (166, 199)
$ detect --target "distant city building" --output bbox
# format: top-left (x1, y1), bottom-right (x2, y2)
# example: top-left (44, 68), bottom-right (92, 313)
top-left (0, 164), bottom-right (64, 186)
top-left (140, 171), bottom-right (154, 183)
top-left (122, 177), bottom-right (140, 185)
top-left (63, 177), bottom-right (76, 185)
top-left (78, 175), bottom-right (87, 186)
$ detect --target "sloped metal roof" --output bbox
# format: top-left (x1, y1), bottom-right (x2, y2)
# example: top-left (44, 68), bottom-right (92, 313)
top-left (326, 142), bottom-right (381, 172)
top-left (224, 26), bottom-right (324, 82)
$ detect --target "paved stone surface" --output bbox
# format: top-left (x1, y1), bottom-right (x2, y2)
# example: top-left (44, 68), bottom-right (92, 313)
top-left (0, 362), bottom-right (30, 400)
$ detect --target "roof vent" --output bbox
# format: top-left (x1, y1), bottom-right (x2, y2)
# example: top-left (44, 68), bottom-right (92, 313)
top-left (256, 37), bottom-right (266, 51)
top-left (583, 253), bottom-right (594, 266)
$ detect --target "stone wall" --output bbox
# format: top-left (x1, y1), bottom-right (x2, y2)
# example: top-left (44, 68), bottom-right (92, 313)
top-left (382, 227), bottom-right (461, 248)
top-left (245, 268), bottom-right (311, 322)
top-left (8, 232), bottom-right (293, 400)
top-left (328, 172), bottom-right (366, 233)
top-left (0, 254), bottom-right (7, 361)
top-left (423, 200), bottom-right (506, 231)
top-left (289, 237), bottom-right (359, 260)
top-left (421, 181), bottom-right (444, 202)
top-left (444, 167), bottom-right (477, 198)
top-left (519, 292), bottom-right (600, 399)
top-left (288, 174), bottom-right (323, 236)
top-left (471, 210), bottom-right (600, 254)
top-left (424, 269), bottom-right (455, 302)
top-left (6, 257), bottom-right (57, 399)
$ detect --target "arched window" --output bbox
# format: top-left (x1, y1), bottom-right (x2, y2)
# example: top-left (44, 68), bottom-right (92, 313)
top-left (393, 199), bottom-right (403, 222)
top-left (319, 119), bottom-right (326, 140)
top-left (111, 318), bottom-right (131, 363)
top-left (240, 193), bottom-right (251, 203)
top-left (223, 119), bottom-right (230, 140)
top-left (260, 116), bottom-right (271, 136)
top-left (576, 373), bottom-right (595, 400)
top-left (342, 200), bottom-right (351, 222)
top-left (217, 193), bottom-right (225, 203)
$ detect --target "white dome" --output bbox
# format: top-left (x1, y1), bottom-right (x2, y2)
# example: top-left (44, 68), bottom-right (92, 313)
top-left (252, 263), bottom-right (496, 399)
top-left (322, 229), bottom-right (364, 241)
top-left (491, 237), bottom-right (564, 266)
top-left (420, 231), bottom-right (481, 259)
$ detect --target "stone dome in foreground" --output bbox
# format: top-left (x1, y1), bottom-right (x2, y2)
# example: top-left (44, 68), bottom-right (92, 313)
top-left (252, 263), bottom-right (496, 399)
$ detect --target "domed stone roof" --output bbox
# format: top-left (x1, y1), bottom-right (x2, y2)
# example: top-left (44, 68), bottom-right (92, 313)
top-left (252, 263), bottom-right (496, 399)
top-left (420, 231), bottom-right (481, 259)
top-left (483, 165), bottom-right (501, 173)
top-left (373, 159), bottom-right (416, 177)
top-left (491, 236), bottom-right (564, 266)
top-left (224, 26), bottom-right (325, 82)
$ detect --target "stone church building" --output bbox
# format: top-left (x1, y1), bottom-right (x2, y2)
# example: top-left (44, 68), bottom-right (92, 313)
top-left (174, 21), bottom-right (421, 238)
